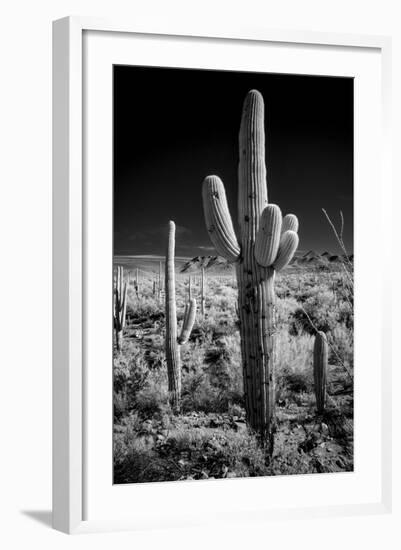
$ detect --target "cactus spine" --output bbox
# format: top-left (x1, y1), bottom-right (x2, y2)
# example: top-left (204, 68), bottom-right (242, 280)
top-left (114, 265), bottom-right (127, 351)
top-left (202, 90), bottom-right (299, 443)
top-left (165, 221), bottom-right (197, 409)
top-left (313, 331), bottom-right (328, 414)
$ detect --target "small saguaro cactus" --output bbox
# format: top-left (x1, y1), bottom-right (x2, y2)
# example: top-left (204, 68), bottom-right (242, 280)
top-left (202, 90), bottom-right (299, 443)
top-left (158, 261), bottom-right (163, 303)
top-left (165, 221), bottom-right (197, 409)
top-left (201, 267), bottom-right (206, 316)
top-left (134, 267), bottom-right (140, 298)
top-left (114, 265), bottom-right (128, 352)
top-left (313, 331), bottom-right (328, 414)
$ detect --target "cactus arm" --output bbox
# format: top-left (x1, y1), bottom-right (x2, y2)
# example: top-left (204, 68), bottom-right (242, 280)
top-left (202, 175), bottom-right (240, 262)
top-left (282, 213), bottom-right (299, 233)
top-left (182, 301), bottom-right (189, 326)
top-left (178, 298), bottom-right (197, 344)
top-left (273, 230), bottom-right (299, 271)
top-left (238, 89), bottom-right (268, 242)
top-left (254, 204), bottom-right (282, 267)
top-left (313, 331), bottom-right (328, 413)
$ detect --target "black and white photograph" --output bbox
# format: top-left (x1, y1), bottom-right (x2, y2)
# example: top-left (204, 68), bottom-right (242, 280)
top-left (113, 65), bottom-right (354, 484)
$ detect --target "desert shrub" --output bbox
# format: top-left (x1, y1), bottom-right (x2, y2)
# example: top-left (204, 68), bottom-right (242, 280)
top-left (205, 334), bottom-right (242, 397)
top-left (114, 419), bottom-right (269, 484)
top-left (329, 324), bottom-right (354, 371)
top-left (275, 330), bottom-right (314, 401)
top-left (143, 333), bottom-right (165, 369)
top-left (128, 301), bottom-right (163, 324)
top-left (276, 296), bottom-right (299, 328)
top-left (113, 344), bottom-right (150, 419)
top-left (113, 391), bottom-right (128, 419)
top-left (134, 368), bottom-right (169, 417)
top-left (191, 310), bottom-right (238, 344)
top-left (180, 343), bottom-right (217, 411)
top-left (181, 368), bottom-right (239, 414)
top-left (113, 334), bottom-right (170, 419)
top-left (222, 431), bottom-right (269, 477)
top-left (291, 288), bottom-right (349, 335)
top-left (180, 333), bottom-right (243, 413)
top-left (227, 403), bottom-right (245, 418)
top-left (164, 425), bottom-right (269, 478)
top-left (114, 345), bottom-right (149, 394)
top-left (114, 431), bottom-right (177, 484)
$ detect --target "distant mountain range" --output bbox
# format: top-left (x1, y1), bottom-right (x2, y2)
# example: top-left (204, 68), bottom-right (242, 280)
top-left (180, 251), bottom-right (353, 273)
top-left (292, 250), bottom-right (353, 267)
top-left (180, 255), bottom-right (232, 273)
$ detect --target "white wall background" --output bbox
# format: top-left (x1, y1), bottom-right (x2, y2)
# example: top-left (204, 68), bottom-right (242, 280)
top-left (0, 1), bottom-right (399, 548)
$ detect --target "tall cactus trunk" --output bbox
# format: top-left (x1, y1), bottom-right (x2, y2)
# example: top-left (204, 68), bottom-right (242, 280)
top-left (165, 222), bottom-right (181, 409)
top-left (202, 90), bottom-right (299, 447)
top-left (236, 91), bottom-right (274, 443)
top-left (165, 221), bottom-right (197, 411)
top-left (313, 331), bottom-right (328, 414)
top-left (236, 263), bottom-right (276, 442)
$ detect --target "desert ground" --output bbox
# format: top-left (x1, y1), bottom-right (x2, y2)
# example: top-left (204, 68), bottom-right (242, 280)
top-left (113, 252), bottom-right (353, 483)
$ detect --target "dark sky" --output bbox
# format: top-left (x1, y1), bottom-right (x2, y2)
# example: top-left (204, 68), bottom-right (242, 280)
top-left (114, 65), bottom-right (353, 257)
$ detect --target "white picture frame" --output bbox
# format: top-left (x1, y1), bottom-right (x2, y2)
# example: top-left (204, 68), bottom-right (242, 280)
top-left (52, 16), bottom-right (392, 534)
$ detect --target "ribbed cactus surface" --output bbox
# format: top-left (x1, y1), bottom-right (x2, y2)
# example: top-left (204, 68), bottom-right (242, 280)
top-left (313, 331), bottom-right (328, 414)
top-left (202, 176), bottom-right (240, 262)
top-left (254, 204), bottom-right (282, 266)
top-left (178, 298), bottom-right (197, 345)
top-left (165, 221), bottom-right (196, 409)
top-left (282, 213), bottom-right (299, 233)
top-left (273, 230), bottom-right (299, 271)
top-left (202, 90), bottom-right (299, 443)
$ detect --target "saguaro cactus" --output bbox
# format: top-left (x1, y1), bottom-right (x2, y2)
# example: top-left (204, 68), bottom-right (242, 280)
top-left (165, 221), bottom-right (197, 409)
top-left (134, 267), bottom-right (140, 298)
top-left (158, 261), bottom-right (163, 303)
top-left (201, 267), bottom-right (206, 316)
top-left (202, 90), bottom-right (299, 443)
top-left (114, 265), bottom-right (128, 351)
top-left (313, 331), bottom-right (328, 414)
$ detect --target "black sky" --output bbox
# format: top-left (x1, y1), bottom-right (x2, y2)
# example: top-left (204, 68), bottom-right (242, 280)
top-left (114, 65), bottom-right (353, 257)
